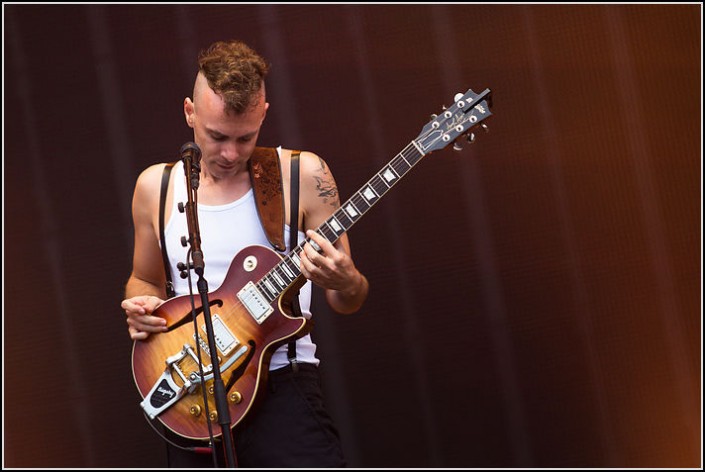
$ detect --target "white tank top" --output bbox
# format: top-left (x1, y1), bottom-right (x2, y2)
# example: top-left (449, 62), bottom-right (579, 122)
top-left (164, 159), bottom-right (319, 370)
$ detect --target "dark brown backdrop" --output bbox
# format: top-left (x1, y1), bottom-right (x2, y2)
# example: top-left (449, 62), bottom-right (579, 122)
top-left (4, 4), bottom-right (700, 468)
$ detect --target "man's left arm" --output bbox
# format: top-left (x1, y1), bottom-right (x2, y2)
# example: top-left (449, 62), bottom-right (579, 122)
top-left (298, 151), bottom-right (369, 314)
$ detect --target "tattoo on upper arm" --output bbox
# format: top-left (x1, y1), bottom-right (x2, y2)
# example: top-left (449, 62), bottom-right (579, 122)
top-left (315, 176), bottom-right (339, 208)
top-left (313, 157), bottom-right (339, 208)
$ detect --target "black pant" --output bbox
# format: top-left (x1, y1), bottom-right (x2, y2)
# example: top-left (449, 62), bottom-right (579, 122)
top-left (165, 363), bottom-right (346, 468)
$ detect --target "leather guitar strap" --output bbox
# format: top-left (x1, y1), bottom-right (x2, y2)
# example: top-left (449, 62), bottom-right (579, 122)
top-left (248, 147), bottom-right (286, 252)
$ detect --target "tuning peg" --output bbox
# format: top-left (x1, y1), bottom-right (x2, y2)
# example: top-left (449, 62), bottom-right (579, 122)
top-left (452, 140), bottom-right (463, 152)
top-left (467, 133), bottom-right (476, 144)
top-left (481, 123), bottom-right (489, 133)
top-left (429, 113), bottom-right (438, 120)
top-left (454, 92), bottom-right (464, 102)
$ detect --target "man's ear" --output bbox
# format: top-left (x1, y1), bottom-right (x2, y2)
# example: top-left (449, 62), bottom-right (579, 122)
top-left (262, 101), bottom-right (270, 124)
top-left (184, 98), bottom-right (195, 128)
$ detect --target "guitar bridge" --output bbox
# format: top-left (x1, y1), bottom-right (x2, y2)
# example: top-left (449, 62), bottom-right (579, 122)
top-left (140, 340), bottom-right (251, 419)
top-left (140, 344), bottom-right (210, 419)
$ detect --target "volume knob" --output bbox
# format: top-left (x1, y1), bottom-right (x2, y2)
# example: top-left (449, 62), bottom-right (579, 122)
top-left (229, 392), bottom-right (243, 404)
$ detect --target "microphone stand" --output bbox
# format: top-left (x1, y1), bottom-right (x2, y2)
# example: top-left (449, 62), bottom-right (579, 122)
top-left (181, 145), bottom-right (238, 468)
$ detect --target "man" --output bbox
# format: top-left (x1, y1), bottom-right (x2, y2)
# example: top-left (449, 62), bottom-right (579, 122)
top-left (121, 40), bottom-right (368, 467)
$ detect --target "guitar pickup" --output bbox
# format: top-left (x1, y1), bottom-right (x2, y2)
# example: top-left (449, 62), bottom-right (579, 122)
top-left (202, 313), bottom-right (239, 356)
top-left (238, 282), bottom-right (273, 324)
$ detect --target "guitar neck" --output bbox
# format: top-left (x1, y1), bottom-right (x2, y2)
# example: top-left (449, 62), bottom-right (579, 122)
top-left (313, 141), bottom-right (425, 246)
top-left (254, 140), bottom-right (426, 303)
top-left (253, 86), bottom-right (493, 303)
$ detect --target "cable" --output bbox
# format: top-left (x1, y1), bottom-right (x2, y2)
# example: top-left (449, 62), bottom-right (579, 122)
top-left (142, 412), bottom-right (213, 454)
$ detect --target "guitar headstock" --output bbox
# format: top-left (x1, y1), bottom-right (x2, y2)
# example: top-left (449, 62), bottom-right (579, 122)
top-left (414, 88), bottom-right (493, 154)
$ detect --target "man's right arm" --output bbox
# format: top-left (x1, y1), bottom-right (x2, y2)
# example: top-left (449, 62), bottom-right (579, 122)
top-left (122, 164), bottom-right (170, 340)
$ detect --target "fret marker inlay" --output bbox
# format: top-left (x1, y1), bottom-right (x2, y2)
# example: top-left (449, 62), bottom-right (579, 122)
top-left (383, 168), bottom-right (397, 182)
top-left (345, 204), bottom-right (358, 218)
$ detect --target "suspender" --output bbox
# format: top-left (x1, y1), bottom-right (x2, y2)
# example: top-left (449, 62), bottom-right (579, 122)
top-left (160, 162), bottom-right (177, 299)
top-left (158, 149), bottom-right (303, 365)
top-left (287, 151), bottom-right (302, 369)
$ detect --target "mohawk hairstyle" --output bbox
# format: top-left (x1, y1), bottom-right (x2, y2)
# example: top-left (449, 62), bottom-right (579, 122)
top-left (198, 40), bottom-right (270, 114)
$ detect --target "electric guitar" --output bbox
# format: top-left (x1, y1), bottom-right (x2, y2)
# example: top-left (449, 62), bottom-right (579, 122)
top-left (132, 88), bottom-right (493, 440)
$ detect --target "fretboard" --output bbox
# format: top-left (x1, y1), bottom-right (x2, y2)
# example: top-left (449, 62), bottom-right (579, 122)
top-left (254, 140), bottom-right (426, 303)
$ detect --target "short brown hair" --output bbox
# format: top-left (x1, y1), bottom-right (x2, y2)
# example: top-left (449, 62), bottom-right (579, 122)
top-left (198, 40), bottom-right (269, 114)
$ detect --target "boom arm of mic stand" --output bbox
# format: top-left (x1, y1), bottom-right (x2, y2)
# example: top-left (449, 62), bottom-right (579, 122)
top-left (181, 155), bottom-right (237, 468)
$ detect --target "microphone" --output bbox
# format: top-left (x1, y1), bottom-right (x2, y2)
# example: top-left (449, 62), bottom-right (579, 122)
top-left (180, 141), bottom-right (202, 190)
top-left (180, 141), bottom-right (201, 163)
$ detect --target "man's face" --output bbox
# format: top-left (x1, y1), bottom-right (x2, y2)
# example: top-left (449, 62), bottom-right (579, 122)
top-left (187, 76), bottom-right (269, 180)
